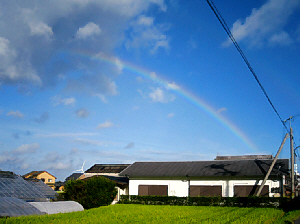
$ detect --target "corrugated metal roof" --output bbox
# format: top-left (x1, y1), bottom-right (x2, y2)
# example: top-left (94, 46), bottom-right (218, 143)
top-left (85, 164), bottom-right (131, 173)
top-left (119, 159), bottom-right (289, 178)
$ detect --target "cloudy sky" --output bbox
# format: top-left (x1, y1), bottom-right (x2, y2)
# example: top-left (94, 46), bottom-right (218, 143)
top-left (1, 0), bottom-right (300, 181)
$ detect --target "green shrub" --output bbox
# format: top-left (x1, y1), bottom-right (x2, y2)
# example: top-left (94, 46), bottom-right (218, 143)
top-left (64, 176), bottom-right (117, 209)
top-left (119, 195), bottom-right (290, 208)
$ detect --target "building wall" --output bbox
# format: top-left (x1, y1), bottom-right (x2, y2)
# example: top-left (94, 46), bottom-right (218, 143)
top-left (36, 173), bottom-right (56, 189)
top-left (129, 178), bottom-right (281, 197)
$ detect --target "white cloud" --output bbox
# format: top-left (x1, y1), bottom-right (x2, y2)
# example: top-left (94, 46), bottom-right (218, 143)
top-left (137, 15), bottom-right (154, 26)
top-left (166, 82), bottom-right (180, 90)
top-left (52, 95), bottom-right (76, 106)
top-left (126, 15), bottom-right (170, 54)
top-left (150, 72), bottom-right (157, 79)
top-left (45, 162), bottom-right (71, 170)
top-left (149, 87), bottom-right (175, 103)
top-left (0, 1), bottom-right (167, 91)
top-left (36, 132), bottom-right (98, 138)
top-left (7, 110), bottom-right (24, 118)
top-left (72, 138), bottom-right (107, 146)
top-left (75, 108), bottom-right (89, 118)
top-left (0, 37), bottom-right (41, 85)
top-left (269, 31), bottom-right (293, 45)
top-left (97, 121), bottom-right (114, 129)
top-left (0, 155), bottom-right (9, 163)
top-left (14, 143), bottom-right (40, 154)
top-left (29, 21), bottom-right (53, 38)
top-left (20, 163), bottom-right (30, 169)
top-left (223, 0), bottom-right (300, 47)
top-left (217, 107), bottom-right (227, 114)
top-left (94, 94), bottom-right (108, 103)
top-left (75, 22), bottom-right (102, 39)
top-left (167, 113), bottom-right (174, 118)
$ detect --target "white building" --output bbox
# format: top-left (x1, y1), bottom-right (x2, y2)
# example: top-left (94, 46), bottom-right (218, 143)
top-left (120, 158), bottom-right (289, 197)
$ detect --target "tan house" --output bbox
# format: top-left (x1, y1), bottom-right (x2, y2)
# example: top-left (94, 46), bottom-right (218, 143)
top-left (23, 171), bottom-right (56, 190)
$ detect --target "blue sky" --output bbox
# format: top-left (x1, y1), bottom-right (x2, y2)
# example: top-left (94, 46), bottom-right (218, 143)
top-left (1, 0), bottom-right (300, 181)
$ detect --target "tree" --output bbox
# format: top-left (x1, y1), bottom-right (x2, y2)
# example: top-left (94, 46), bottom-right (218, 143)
top-left (64, 176), bottom-right (117, 209)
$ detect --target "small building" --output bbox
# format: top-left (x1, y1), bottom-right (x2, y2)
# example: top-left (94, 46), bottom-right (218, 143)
top-left (23, 171), bottom-right (56, 190)
top-left (119, 158), bottom-right (289, 197)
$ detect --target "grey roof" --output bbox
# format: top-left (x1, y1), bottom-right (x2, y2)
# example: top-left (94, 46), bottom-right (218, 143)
top-left (65, 173), bottom-right (83, 181)
top-left (85, 164), bottom-right (131, 174)
top-left (0, 173), bottom-right (46, 202)
top-left (0, 197), bottom-right (45, 217)
top-left (119, 159), bottom-right (289, 178)
top-left (25, 178), bottom-right (57, 199)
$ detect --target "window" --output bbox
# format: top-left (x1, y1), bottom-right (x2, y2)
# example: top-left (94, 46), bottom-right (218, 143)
top-left (189, 185), bottom-right (222, 197)
top-left (234, 185), bottom-right (269, 197)
top-left (41, 178), bottom-right (45, 182)
top-left (138, 185), bottom-right (168, 196)
top-left (48, 179), bottom-right (53, 182)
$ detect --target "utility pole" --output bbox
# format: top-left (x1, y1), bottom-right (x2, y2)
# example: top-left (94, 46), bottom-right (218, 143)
top-left (290, 119), bottom-right (295, 198)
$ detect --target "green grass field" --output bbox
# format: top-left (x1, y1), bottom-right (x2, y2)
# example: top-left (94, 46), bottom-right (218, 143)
top-left (2, 204), bottom-right (300, 224)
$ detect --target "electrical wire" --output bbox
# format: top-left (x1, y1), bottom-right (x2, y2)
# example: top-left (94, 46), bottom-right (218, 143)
top-left (206, 0), bottom-right (288, 132)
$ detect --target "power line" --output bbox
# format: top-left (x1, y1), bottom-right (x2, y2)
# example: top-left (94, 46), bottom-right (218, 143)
top-left (206, 0), bottom-right (288, 132)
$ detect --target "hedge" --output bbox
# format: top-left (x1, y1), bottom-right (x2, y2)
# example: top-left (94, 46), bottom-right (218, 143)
top-left (119, 195), bottom-right (293, 208)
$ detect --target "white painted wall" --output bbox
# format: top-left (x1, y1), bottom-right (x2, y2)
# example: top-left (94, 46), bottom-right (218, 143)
top-left (129, 179), bottom-right (281, 197)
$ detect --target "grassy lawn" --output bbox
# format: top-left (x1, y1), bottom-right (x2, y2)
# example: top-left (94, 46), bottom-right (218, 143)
top-left (1, 204), bottom-right (300, 223)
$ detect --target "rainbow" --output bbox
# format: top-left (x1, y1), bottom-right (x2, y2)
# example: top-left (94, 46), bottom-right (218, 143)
top-left (74, 51), bottom-right (259, 152)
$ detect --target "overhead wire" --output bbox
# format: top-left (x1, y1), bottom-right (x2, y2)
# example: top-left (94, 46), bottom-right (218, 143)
top-left (206, 0), bottom-right (300, 158)
top-left (206, 0), bottom-right (288, 133)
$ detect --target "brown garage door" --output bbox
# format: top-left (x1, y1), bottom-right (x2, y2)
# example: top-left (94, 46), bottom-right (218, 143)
top-left (234, 185), bottom-right (269, 197)
top-left (190, 185), bottom-right (222, 197)
top-left (138, 185), bottom-right (168, 196)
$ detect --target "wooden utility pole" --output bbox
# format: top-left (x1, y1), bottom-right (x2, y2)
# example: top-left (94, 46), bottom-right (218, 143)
top-left (290, 126), bottom-right (295, 198)
top-left (256, 133), bottom-right (289, 196)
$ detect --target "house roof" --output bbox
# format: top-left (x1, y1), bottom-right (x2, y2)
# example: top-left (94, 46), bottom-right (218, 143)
top-left (65, 173), bottom-right (83, 182)
top-left (119, 159), bottom-right (289, 178)
top-left (23, 171), bottom-right (56, 179)
top-left (85, 164), bottom-right (131, 174)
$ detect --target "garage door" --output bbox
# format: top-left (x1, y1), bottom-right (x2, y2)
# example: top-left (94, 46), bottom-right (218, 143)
top-left (234, 185), bottom-right (269, 197)
top-left (190, 185), bottom-right (222, 197)
top-left (138, 185), bottom-right (168, 196)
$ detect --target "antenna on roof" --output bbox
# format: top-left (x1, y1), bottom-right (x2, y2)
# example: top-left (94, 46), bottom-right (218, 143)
top-left (74, 161), bottom-right (85, 173)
